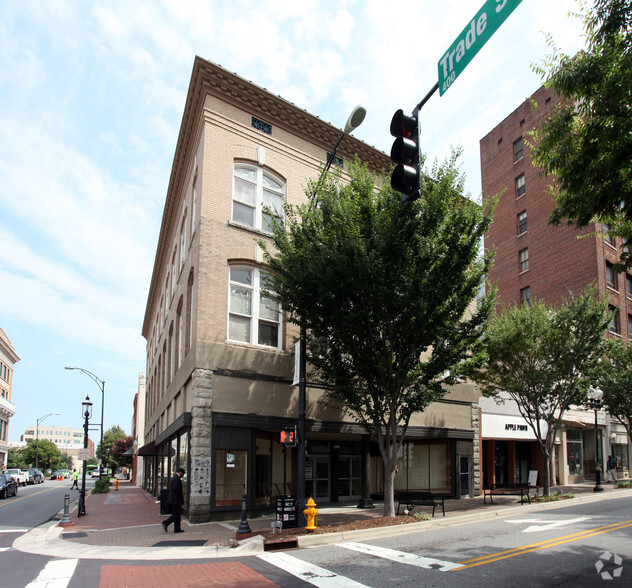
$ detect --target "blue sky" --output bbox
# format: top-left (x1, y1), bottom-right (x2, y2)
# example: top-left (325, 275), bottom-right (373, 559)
top-left (0, 0), bottom-right (586, 441)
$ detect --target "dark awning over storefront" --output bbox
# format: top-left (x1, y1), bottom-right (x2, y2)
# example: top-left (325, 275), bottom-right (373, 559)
top-left (138, 441), bottom-right (157, 456)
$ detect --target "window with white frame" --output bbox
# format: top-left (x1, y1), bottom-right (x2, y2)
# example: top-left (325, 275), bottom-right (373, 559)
top-left (191, 172), bottom-right (197, 239)
top-left (180, 212), bottom-right (187, 269)
top-left (232, 164), bottom-right (285, 232)
top-left (228, 267), bottom-right (281, 348)
top-left (515, 174), bottom-right (526, 198)
top-left (519, 247), bottom-right (529, 272)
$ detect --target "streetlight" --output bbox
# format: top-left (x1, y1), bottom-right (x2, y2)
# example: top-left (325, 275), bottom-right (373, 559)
top-left (65, 366), bottom-right (105, 479)
top-left (587, 387), bottom-right (604, 492)
top-left (78, 395), bottom-right (93, 517)
top-left (35, 412), bottom-right (59, 471)
top-left (297, 105), bottom-right (366, 525)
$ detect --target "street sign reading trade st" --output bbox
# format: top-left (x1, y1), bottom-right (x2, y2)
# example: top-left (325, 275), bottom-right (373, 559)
top-left (438, 0), bottom-right (523, 96)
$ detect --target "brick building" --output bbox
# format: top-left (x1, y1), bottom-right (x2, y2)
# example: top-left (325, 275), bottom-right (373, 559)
top-left (480, 84), bottom-right (631, 487)
top-left (0, 327), bottom-right (18, 467)
top-left (140, 56), bottom-right (483, 523)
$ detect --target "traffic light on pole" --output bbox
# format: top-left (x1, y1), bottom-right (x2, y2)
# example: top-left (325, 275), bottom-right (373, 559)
top-left (390, 108), bottom-right (420, 202)
top-left (280, 427), bottom-right (297, 447)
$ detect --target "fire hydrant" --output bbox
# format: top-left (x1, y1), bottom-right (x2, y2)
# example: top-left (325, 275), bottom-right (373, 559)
top-left (114, 478), bottom-right (119, 491)
top-left (303, 497), bottom-right (318, 531)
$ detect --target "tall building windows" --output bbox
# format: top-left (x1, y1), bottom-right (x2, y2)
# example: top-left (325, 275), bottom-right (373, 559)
top-left (628, 314), bottom-right (632, 339)
top-left (191, 170), bottom-right (198, 239)
top-left (517, 211), bottom-right (528, 235)
top-left (519, 248), bottom-right (529, 272)
top-left (520, 286), bottom-right (531, 306)
top-left (513, 137), bottom-right (524, 162)
top-left (228, 267), bottom-right (281, 348)
top-left (180, 213), bottom-right (187, 269)
top-left (603, 223), bottom-right (614, 246)
top-left (626, 274), bottom-right (632, 299)
top-left (232, 164), bottom-right (285, 232)
top-left (609, 305), bottom-right (621, 335)
top-left (515, 174), bottom-right (526, 198)
top-left (606, 261), bottom-right (618, 290)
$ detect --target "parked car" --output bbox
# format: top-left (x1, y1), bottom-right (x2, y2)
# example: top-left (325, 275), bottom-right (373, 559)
top-left (58, 469), bottom-right (71, 479)
top-left (5, 468), bottom-right (28, 486)
top-left (0, 473), bottom-right (18, 498)
top-left (26, 468), bottom-right (44, 484)
top-left (91, 467), bottom-right (109, 479)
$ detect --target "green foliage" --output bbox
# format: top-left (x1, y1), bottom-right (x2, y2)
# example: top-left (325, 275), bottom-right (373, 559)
top-left (7, 448), bottom-right (24, 468)
top-left (599, 338), bottom-right (632, 442)
top-left (21, 439), bottom-right (63, 471)
top-left (97, 426), bottom-right (128, 471)
top-left (531, 0), bottom-right (632, 268)
top-left (261, 155), bottom-right (494, 515)
top-left (470, 287), bottom-right (611, 495)
top-left (92, 479), bottom-right (111, 494)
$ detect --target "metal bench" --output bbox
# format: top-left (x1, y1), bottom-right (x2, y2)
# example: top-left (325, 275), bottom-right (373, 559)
top-left (395, 491), bottom-right (445, 517)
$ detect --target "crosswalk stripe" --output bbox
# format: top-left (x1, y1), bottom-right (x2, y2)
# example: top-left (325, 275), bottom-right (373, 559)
top-left (258, 552), bottom-right (369, 587)
top-left (339, 542), bottom-right (463, 571)
top-left (25, 558), bottom-right (79, 588)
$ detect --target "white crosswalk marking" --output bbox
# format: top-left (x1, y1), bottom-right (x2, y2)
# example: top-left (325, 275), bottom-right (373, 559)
top-left (25, 558), bottom-right (79, 588)
top-left (258, 551), bottom-right (369, 587)
top-left (339, 542), bottom-right (463, 571)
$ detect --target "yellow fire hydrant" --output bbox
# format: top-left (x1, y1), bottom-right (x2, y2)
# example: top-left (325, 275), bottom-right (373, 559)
top-left (114, 478), bottom-right (119, 491)
top-left (304, 497), bottom-right (318, 531)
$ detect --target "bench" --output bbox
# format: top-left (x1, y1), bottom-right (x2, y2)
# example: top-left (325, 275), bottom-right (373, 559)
top-left (483, 483), bottom-right (531, 505)
top-left (395, 491), bottom-right (445, 517)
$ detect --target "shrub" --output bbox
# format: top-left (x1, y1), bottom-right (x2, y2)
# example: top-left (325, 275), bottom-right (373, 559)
top-left (92, 479), bottom-right (111, 494)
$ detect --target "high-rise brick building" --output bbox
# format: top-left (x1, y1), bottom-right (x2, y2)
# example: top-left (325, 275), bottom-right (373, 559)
top-left (480, 84), bottom-right (631, 487)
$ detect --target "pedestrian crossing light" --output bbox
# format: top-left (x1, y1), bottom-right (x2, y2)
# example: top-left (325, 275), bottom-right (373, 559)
top-left (390, 108), bottom-right (421, 202)
top-left (280, 427), bottom-right (297, 446)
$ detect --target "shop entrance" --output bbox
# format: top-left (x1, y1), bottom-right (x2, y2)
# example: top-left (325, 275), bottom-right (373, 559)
top-left (337, 455), bottom-right (362, 500)
top-left (305, 455), bottom-right (330, 500)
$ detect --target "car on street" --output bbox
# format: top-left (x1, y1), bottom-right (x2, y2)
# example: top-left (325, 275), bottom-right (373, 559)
top-left (5, 468), bottom-right (28, 486)
top-left (0, 473), bottom-right (18, 498)
top-left (27, 468), bottom-right (45, 484)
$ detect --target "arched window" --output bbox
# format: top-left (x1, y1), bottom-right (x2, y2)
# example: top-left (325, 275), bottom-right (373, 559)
top-left (232, 164), bottom-right (284, 232)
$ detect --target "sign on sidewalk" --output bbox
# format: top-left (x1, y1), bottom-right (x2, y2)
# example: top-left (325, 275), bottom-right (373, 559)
top-left (78, 448), bottom-right (90, 461)
top-left (438, 0), bottom-right (523, 95)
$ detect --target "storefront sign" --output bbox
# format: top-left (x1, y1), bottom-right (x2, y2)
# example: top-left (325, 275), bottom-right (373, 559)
top-left (482, 413), bottom-right (547, 440)
top-left (226, 452), bottom-right (235, 468)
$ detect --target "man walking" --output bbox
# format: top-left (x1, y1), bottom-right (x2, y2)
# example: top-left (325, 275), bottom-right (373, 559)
top-left (606, 455), bottom-right (618, 483)
top-left (162, 468), bottom-right (185, 533)
top-left (71, 469), bottom-right (79, 490)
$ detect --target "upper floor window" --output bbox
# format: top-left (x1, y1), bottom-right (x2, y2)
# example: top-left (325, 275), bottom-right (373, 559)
top-left (606, 261), bottom-right (618, 291)
top-left (517, 211), bottom-right (528, 235)
top-left (519, 248), bottom-right (529, 273)
top-left (520, 285), bottom-right (531, 306)
top-left (514, 137), bottom-right (524, 162)
top-left (603, 223), bottom-right (614, 246)
top-left (515, 174), bottom-right (526, 198)
top-left (233, 164), bottom-right (285, 232)
top-left (609, 305), bottom-right (621, 335)
top-left (229, 267), bottom-right (281, 348)
top-left (626, 274), bottom-right (632, 299)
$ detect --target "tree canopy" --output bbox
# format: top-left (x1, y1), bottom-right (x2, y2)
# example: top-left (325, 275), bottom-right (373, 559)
top-left (599, 338), bottom-right (632, 442)
top-left (96, 425), bottom-right (128, 471)
top-left (469, 288), bottom-right (611, 495)
top-left (261, 155), bottom-right (494, 516)
top-left (531, 0), bottom-right (632, 268)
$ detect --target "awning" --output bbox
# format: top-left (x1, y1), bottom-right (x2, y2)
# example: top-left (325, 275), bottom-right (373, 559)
top-left (138, 441), bottom-right (157, 456)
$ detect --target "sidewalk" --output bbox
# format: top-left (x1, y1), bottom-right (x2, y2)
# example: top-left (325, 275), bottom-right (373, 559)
top-left (13, 479), bottom-right (631, 561)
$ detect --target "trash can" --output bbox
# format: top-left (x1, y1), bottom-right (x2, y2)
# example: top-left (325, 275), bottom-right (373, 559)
top-left (160, 489), bottom-right (170, 515)
top-left (276, 494), bottom-right (297, 529)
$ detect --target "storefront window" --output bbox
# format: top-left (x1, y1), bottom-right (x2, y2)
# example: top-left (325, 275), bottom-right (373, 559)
top-left (215, 450), bottom-right (247, 506)
top-left (255, 433), bottom-right (272, 506)
top-left (613, 445), bottom-right (628, 471)
top-left (271, 438), bottom-right (293, 496)
top-left (567, 430), bottom-right (584, 476)
top-left (394, 441), bottom-right (451, 492)
top-left (180, 432), bottom-right (189, 510)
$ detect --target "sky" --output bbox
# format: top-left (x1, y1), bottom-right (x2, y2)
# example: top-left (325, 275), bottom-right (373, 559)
top-left (0, 0), bottom-right (588, 442)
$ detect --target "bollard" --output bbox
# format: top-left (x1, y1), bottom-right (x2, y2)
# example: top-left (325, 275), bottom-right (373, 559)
top-left (304, 497), bottom-right (318, 531)
top-left (59, 492), bottom-right (74, 527)
top-left (235, 493), bottom-right (253, 539)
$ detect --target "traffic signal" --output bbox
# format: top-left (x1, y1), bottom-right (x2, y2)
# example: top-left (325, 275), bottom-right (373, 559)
top-left (390, 108), bottom-right (420, 202)
top-left (279, 427), bottom-right (297, 447)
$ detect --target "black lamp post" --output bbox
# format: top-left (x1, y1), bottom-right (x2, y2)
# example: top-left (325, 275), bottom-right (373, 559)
top-left (78, 395), bottom-right (93, 517)
top-left (296, 105), bottom-right (366, 526)
top-left (65, 367), bottom-right (105, 480)
top-left (35, 412), bottom-right (59, 471)
top-left (588, 387), bottom-right (604, 492)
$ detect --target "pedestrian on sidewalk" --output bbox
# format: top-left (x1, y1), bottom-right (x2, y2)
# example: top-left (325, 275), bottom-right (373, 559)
top-left (71, 469), bottom-right (79, 490)
top-left (162, 468), bottom-right (185, 533)
top-left (606, 455), bottom-right (618, 483)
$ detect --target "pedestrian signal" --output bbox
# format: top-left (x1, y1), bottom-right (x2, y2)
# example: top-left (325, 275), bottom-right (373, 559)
top-left (280, 427), bottom-right (297, 446)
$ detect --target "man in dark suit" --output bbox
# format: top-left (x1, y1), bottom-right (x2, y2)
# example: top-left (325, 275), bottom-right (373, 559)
top-left (162, 468), bottom-right (185, 533)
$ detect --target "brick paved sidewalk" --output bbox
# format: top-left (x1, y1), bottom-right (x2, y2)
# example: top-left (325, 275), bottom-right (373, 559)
top-left (58, 479), bottom-right (629, 550)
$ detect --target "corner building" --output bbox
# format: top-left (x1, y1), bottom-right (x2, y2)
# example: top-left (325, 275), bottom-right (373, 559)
top-left (141, 56), bottom-right (482, 522)
top-left (480, 85), bottom-right (632, 487)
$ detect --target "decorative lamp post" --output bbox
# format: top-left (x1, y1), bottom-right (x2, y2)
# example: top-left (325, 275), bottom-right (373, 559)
top-left (587, 387), bottom-right (604, 492)
top-left (78, 395), bottom-right (93, 517)
top-left (297, 105), bottom-right (366, 526)
top-left (65, 367), bottom-right (105, 480)
top-left (35, 412), bottom-right (59, 471)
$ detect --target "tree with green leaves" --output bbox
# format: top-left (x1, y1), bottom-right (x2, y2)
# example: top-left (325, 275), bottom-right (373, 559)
top-left (469, 289), bottom-right (611, 496)
top-left (531, 0), bottom-right (632, 268)
top-left (97, 426), bottom-right (127, 471)
top-left (21, 439), bottom-right (63, 472)
top-left (261, 155), bottom-right (494, 516)
top-left (599, 338), bottom-right (632, 443)
top-left (111, 435), bottom-right (135, 470)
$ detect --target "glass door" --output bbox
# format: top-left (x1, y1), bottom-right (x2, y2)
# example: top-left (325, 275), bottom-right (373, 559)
top-left (306, 455), bottom-right (330, 501)
top-left (338, 455), bottom-right (362, 500)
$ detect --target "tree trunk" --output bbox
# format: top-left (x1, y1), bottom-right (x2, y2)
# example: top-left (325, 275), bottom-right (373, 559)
top-left (383, 461), bottom-right (397, 517)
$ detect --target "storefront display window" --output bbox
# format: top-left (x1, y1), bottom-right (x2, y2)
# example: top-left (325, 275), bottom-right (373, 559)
top-left (613, 444), bottom-right (628, 471)
top-left (394, 441), bottom-right (451, 492)
top-left (215, 449), bottom-right (247, 506)
top-left (255, 433), bottom-right (272, 506)
top-left (567, 430), bottom-right (584, 476)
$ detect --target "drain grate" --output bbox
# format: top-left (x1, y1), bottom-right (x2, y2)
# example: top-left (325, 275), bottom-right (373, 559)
top-left (62, 532), bottom-right (88, 539)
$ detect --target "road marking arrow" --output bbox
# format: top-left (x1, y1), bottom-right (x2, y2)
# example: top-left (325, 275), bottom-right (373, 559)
top-left (507, 517), bottom-right (590, 532)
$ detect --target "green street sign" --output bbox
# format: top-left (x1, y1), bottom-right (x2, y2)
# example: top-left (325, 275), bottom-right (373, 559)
top-left (438, 0), bottom-right (523, 96)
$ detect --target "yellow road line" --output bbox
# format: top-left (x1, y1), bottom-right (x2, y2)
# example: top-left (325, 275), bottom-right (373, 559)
top-left (453, 519), bottom-right (632, 571)
top-left (0, 485), bottom-right (70, 507)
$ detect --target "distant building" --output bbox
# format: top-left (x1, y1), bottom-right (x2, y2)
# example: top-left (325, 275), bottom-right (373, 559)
top-left (21, 425), bottom-right (95, 471)
top-left (0, 327), bottom-right (18, 468)
top-left (480, 84), bottom-right (631, 486)
top-left (131, 372), bottom-right (146, 486)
